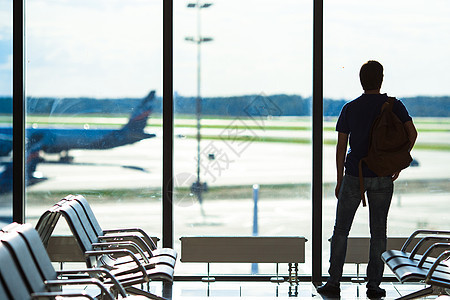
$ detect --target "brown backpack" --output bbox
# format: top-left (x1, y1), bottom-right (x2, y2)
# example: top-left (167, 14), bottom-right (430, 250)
top-left (358, 97), bottom-right (412, 206)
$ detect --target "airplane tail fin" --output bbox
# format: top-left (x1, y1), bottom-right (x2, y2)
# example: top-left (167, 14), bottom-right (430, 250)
top-left (123, 90), bottom-right (155, 132)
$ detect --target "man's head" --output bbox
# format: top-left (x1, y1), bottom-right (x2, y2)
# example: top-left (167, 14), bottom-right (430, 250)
top-left (359, 60), bottom-right (383, 91)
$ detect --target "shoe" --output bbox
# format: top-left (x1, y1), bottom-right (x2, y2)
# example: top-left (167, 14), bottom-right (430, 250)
top-left (366, 286), bottom-right (386, 299)
top-left (316, 282), bottom-right (341, 297)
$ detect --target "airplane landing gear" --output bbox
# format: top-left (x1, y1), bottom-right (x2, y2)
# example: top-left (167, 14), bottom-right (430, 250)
top-left (59, 151), bottom-right (74, 163)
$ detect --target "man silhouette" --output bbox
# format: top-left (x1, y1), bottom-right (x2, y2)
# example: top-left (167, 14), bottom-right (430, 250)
top-left (317, 60), bottom-right (417, 299)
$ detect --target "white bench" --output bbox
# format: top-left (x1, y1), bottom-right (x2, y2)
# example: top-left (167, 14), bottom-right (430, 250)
top-left (180, 236), bottom-right (307, 284)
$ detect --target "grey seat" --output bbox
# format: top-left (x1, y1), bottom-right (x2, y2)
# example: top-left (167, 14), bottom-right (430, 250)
top-left (34, 201), bottom-right (174, 292)
top-left (69, 194), bottom-right (177, 260)
top-left (60, 195), bottom-right (176, 268)
top-left (0, 226), bottom-right (112, 299)
top-left (382, 229), bottom-right (450, 300)
top-left (2, 222), bottom-right (163, 300)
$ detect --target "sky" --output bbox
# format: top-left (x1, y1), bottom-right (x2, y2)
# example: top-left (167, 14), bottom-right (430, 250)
top-left (0, 0), bottom-right (449, 100)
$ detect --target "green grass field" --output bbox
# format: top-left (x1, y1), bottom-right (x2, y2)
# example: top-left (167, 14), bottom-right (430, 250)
top-left (1, 114), bottom-right (449, 151)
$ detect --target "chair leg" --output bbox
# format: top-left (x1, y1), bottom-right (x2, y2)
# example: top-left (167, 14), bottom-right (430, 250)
top-left (162, 281), bottom-right (173, 299)
top-left (396, 285), bottom-right (435, 300)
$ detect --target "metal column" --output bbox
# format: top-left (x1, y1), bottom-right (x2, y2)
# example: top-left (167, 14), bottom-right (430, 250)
top-left (312, 0), bottom-right (324, 285)
top-left (163, 0), bottom-right (174, 249)
top-left (13, 0), bottom-right (25, 223)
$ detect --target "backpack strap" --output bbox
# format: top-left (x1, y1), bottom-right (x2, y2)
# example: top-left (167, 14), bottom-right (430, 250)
top-left (386, 96), bottom-right (396, 111)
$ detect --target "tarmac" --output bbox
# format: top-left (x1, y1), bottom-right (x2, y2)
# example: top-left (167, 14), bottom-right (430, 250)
top-left (22, 126), bottom-right (450, 276)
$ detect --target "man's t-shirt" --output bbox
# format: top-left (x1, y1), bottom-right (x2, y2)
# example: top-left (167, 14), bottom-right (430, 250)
top-left (336, 93), bottom-right (412, 177)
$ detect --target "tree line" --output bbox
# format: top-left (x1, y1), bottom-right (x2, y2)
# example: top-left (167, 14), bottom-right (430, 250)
top-left (0, 95), bottom-right (448, 117)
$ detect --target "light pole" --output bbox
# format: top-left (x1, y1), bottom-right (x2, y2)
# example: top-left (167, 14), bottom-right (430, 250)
top-left (185, 1), bottom-right (213, 215)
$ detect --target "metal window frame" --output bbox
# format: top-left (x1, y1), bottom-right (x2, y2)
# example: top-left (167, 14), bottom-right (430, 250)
top-left (13, 0), bottom-right (25, 223)
top-left (163, 0), bottom-right (174, 249)
top-left (312, 0), bottom-right (323, 284)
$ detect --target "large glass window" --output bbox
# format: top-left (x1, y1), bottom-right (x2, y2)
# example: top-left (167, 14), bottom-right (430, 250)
top-left (174, 0), bottom-right (313, 276)
top-left (0, 0), bottom-right (13, 226)
top-left (323, 0), bottom-right (450, 276)
top-left (15, 0), bottom-right (449, 280)
top-left (24, 1), bottom-right (163, 240)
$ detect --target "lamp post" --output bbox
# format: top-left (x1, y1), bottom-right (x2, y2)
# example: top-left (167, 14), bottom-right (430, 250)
top-left (185, 1), bottom-right (213, 215)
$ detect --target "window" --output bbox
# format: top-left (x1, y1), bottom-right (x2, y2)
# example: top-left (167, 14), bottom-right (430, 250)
top-left (24, 1), bottom-right (163, 241)
top-left (323, 0), bottom-right (450, 276)
top-left (12, 0), bottom-right (449, 279)
top-left (174, 0), bottom-right (313, 275)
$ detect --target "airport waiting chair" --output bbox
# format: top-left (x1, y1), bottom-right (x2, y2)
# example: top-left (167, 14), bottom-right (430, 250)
top-left (0, 225), bottom-right (117, 300)
top-left (67, 194), bottom-right (177, 260)
top-left (35, 200), bottom-right (174, 297)
top-left (59, 195), bottom-right (176, 268)
top-left (0, 241), bottom-right (49, 300)
top-left (35, 203), bottom-right (62, 247)
top-left (383, 239), bottom-right (450, 276)
top-left (382, 230), bottom-right (450, 272)
top-left (382, 229), bottom-right (450, 300)
top-left (54, 198), bottom-right (176, 270)
top-left (1, 223), bottom-right (163, 299)
top-left (384, 243), bottom-right (450, 299)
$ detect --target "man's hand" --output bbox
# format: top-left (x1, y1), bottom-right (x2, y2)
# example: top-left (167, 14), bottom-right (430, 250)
top-left (335, 132), bottom-right (348, 199)
top-left (335, 179), bottom-right (342, 198)
top-left (392, 171), bottom-right (400, 181)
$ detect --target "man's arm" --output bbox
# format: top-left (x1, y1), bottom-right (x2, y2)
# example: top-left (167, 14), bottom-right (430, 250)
top-left (404, 120), bottom-right (418, 151)
top-left (335, 132), bottom-right (348, 198)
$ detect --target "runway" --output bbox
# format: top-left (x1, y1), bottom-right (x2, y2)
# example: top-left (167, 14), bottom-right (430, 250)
top-left (28, 126), bottom-right (449, 192)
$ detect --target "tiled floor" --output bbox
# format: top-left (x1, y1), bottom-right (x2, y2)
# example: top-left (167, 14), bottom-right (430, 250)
top-left (143, 281), bottom-right (448, 299)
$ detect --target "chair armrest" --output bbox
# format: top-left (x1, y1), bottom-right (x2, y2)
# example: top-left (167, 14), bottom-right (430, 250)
top-left (425, 250), bottom-right (450, 282)
top-left (409, 236), bottom-right (450, 258)
top-left (102, 228), bottom-right (157, 250)
top-left (401, 230), bottom-right (450, 251)
top-left (85, 249), bottom-right (148, 280)
top-left (98, 235), bottom-right (153, 257)
top-left (418, 243), bottom-right (450, 268)
top-left (44, 278), bottom-right (115, 300)
top-left (93, 240), bottom-right (150, 264)
top-left (99, 233), bottom-right (155, 255)
top-left (56, 267), bottom-right (127, 297)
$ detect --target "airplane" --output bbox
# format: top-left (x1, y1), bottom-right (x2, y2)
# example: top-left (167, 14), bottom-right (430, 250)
top-left (0, 141), bottom-right (45, 226)
top-left (0, 90), bottom-right (157, 224)
top-left (0, 90), bottom-right (157, 194)
top-left (0, 90), bottom-right (157, 162)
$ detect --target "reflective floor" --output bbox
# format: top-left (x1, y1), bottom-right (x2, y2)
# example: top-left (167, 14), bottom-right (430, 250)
top-left (147, 281), bottom-right (448, 299)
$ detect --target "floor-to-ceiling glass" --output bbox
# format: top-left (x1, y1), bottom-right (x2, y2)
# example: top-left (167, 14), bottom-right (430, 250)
top-left (174, 0), bottom-right (313, 276)
top-left (323, 0), bottom-right (450, 277)
top-left (0, 0), bottom-right (13, 226)
top-left (24, 0), bottom-right (163, 239)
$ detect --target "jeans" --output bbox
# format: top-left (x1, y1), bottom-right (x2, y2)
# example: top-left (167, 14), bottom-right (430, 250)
top-left (327, 175), bottom-right (393, 288)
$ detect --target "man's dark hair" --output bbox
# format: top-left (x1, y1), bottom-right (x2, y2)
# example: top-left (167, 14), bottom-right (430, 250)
top-left (359, 60), bottom-right (383, 91)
